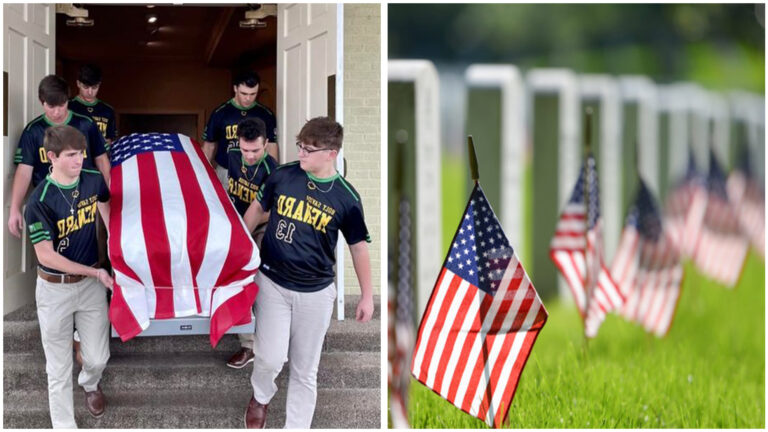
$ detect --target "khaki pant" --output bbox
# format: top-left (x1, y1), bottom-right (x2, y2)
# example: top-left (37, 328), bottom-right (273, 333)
top-left (36, 276), bottom-right (110, 428)
top-left (250, 272), bottom-right (336, 428)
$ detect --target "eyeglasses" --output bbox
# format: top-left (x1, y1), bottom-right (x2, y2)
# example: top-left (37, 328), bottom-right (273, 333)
top-left (296, 142), bottom-right (332, 155)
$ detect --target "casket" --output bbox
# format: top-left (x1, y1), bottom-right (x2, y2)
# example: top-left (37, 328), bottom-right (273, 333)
top-left (106, 133), bottom-right (259, 347)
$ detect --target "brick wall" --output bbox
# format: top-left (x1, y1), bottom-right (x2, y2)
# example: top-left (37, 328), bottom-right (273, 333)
top-left (343, 4), bottom-right (381, 296)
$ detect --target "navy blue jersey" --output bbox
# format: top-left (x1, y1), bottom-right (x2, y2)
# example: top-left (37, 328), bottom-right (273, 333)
top-left (257, 162), bottom-right (371, 292)
top-left (14, 111), bottom-right (108, 187)
top-left (202, 99), bottom-right (277, 169)
top-left (69, 96), bottom-right (118, 145)
top-left (25, 169), bottom-right (110, 275)
top-left (227, 150), bottom-right (278, 217)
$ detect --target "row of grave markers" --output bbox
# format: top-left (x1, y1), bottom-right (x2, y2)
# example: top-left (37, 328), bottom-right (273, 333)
top-left (388, 59), bottom-right (765, 313)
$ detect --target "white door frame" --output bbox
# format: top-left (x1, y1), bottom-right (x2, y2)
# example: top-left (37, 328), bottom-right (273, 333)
top-left (3, 3), bottom-right (56, 314)
top-left (276, 3), bottom-right (346, 319)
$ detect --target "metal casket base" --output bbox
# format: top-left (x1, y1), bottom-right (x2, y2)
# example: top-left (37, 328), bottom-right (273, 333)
top-left (111, 313), bottom-right (255, 337)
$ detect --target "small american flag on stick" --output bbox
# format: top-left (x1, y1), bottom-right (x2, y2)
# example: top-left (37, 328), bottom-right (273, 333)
top-left (388, 194), bottom-right (414, 428)
top-left (411, 138), bottom-right (547, 428)
top-left (550, 153), bottom-right (623, 338)
top-left (611, 179), bottom-right (684, 337)
top-left (691, 151), bottom-right (749, 287)
top-left (664, 149), bottom-right (707, 258)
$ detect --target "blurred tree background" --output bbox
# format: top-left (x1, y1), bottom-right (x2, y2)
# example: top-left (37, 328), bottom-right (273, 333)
top-left (389, 3), bottom-right (764, 92)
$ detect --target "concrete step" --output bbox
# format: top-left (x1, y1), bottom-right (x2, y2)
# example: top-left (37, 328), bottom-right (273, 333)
top-left (3, 387), bottom-right (380, 428)
top-left (4, 351), bottom-right (379, 391)
top-left (4, 317), bottom-right (380, 355)
top-left (4, 295), bottom-right (380, 355)
top-left (4, 295), bottom-right (381, 429)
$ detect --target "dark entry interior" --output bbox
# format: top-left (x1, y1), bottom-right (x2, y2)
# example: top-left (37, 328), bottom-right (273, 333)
top-left (119, 113), bottom-right (199, 137)
top-left (55, 4), bottom-right (277, 140)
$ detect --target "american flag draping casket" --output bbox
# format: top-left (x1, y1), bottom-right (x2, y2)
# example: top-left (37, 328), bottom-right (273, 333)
top-left (107, 133), bottom-right (259, 347)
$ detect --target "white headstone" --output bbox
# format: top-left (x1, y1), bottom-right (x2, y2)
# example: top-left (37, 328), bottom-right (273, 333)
top-left (465, 64), bottom-right (527, 261)
top-left (527, 68), bottom-right (580, 300)
top-left (389, 60), bottom-right (442, 316)
top-left (619, 76), bottom-right (660, 196)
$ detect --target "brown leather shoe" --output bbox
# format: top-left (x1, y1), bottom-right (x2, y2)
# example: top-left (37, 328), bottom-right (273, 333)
top-left (84, 386), bottom-right (105, 418)
top-left (244, 396), bottom-right (268, 428)
top-left (73, 339), bottom-right (83, 367)
top-left (227, 347), bottom-right (254, 369)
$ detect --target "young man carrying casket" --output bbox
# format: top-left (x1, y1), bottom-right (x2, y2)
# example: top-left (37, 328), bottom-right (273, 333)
top-left (24, 125), bottom-right (113, 428)
top-left (242, 117), bottom-right (374, 428)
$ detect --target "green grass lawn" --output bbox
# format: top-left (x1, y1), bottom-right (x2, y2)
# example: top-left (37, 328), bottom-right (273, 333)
top-left (404, 155), bottom-right (764, 428)
top-left (407, 251), bottom-right (765, 429)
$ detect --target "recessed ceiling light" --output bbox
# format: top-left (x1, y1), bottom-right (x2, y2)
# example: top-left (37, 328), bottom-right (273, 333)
top-left (147, 14), bottom-right (158, 24)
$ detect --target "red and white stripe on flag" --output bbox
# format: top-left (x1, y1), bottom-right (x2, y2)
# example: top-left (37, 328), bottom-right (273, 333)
top-left (549, 203), bottom-right (623, 338)
top-left (107, 133), bottom-right (259, 347)
top-left (411, 263), bottom-right (546, 428)
top-left (727, 172), bottom-right (765, 258)
top-left (691, 194), bottom-right (749, 288)
top-left (411, 185), bottom-right (547, 428)
top-left (611, 226), bottom-right (684, 337)
top-left (664, 182), bottom-right (707, 258)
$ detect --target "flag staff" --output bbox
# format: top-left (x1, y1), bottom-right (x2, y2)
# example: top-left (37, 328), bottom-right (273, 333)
top-left (468, 135), bottom-right (480, 184)
top-left (390, 129), bottom-right (411, 428)
top-left (583, 107), bottom-right (593, 344)
top-left (635, 139), bottom-right (642, 183)
top-left (707, 120), bottom-right (716, 174)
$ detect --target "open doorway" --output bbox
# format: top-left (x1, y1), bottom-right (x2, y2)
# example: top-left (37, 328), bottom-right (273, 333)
top-left (56, 4), bottom-right (278, 141)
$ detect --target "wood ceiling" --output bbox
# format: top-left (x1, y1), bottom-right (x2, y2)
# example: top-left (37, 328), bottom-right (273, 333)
top-left (56, 4), bottom-right (277, 67)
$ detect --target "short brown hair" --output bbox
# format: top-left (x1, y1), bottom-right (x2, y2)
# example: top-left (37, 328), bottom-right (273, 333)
top-left (296, 117), bottom-right (343, 151)
top-left (44, 125), bottom-right (86, 157)
top-left (237, 118), bottom-right (266, 141)
top-left (38, 75), bottom-right (69, 106)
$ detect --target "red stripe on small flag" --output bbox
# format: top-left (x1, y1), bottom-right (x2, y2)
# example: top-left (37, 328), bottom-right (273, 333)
top-left (493, 309), bottom-right (545, 427)
top-left (431, 282), bottom-right (477, 396)
top-left (417, 275), bottom-right (462, 383)
top-left (475, 289), bottom-right (532, 422)
top-left (445, 290), bottom-right (492, 404)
